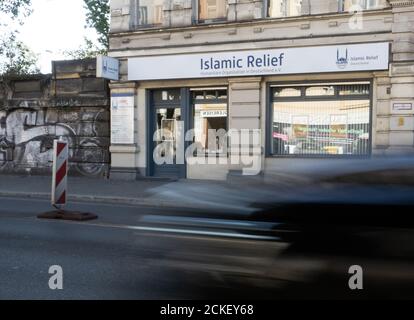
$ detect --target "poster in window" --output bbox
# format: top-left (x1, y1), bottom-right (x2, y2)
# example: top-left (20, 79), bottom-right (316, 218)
top-left (111, 94), bottom-right (135, 144)
top-left (292, 115), bottom-right (309, 139)
top-left (330, 115), bottom-right (348, 139)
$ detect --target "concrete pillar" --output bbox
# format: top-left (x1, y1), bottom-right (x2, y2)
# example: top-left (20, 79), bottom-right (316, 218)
top-left (228, 77), bottom-right (263, 177)
top-left (372, 72), bottom-right (392, 154)
top-left (387, 0), bottom-right (414, 154)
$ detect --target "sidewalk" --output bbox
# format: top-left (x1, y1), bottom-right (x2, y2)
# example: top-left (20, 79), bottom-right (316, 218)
top-left (0, 174), bottom-right (268, 212)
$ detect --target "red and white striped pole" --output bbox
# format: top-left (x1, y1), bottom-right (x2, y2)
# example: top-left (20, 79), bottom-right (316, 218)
top-left (51, 138), bottom-right (69, 209)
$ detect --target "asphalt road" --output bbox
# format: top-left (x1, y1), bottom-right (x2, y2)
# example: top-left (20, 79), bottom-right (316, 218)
top-left (0, 196), bottom-right (291, 300)
top-left (2, 196), bottom-right (413, 300)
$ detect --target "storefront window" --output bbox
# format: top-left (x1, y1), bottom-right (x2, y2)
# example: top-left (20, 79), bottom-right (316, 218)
top-left (271, 83), bottom-right (371, 156)
top-left (199, 0), bottom-right (228, 22)
top-left (135, 0), bottom-right (164, 26)
top-left (192, 89), bottom-right (228, 155)
top-left (268, 0), bottom-right (302, 18)
top-left (341, 0), bottom-right (387, 11)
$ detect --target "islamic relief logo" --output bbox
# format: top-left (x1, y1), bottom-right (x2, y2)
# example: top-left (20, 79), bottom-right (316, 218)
top-left (336, 49), bottom-right (349, 69)
top-left (103, 59), bottom-right (108, 73)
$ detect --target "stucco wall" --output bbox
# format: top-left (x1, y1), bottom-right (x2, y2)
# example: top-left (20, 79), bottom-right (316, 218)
top-left (0, 59), bottom-right (110, 178)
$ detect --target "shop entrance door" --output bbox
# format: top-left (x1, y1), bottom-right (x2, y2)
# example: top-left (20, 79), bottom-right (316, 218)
top-left (149, 89), bottom-right (187, 179)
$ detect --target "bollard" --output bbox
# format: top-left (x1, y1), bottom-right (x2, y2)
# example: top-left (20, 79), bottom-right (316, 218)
top-left (51, 138), bottom-right (68, 209)
top-left (37, 137), bottom-right (98, 221)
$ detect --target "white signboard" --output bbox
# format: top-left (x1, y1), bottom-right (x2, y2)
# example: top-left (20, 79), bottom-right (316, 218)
top-left (200, 110), bottom-right (228, 118)
top-left (129, 42), bottom-right (390, 81)
top-left (97, 55), bottom-right (119, 81)
top-left (111, 93), bottom-right (134, 144)
top-left (393, 103), bottom-right (413, 111)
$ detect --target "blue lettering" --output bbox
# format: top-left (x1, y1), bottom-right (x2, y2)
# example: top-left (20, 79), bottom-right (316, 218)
top-left (279, 53), bottom-right (284, 66)
top-left (247, 56), bottom-right (255, 67)
top-left (247, 54), bottom-right (284, 67)
top-left (201, 56), bottom-right (245, 70)
top-left (202, 53), bottom-right (285, 70)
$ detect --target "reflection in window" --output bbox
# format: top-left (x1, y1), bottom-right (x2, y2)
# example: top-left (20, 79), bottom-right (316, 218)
top-left (273, 87), bottom-right (302, 97)
top-left (154, 108), bottom-right (182, 160)
top-left (205, 90), bottom-right (217, 99)
top-left (153, 89), bottom-right (181, 103)
top-left (272, 100), bottom-right (370, 156)
top-left (217, 90), bottom-right (228, 99)
top-left (194, 92), bottom-right (205, 100)
top-left (199, 0), bottom-right (228, 21)
top-left (192, 89), bottom-right (228, 100)
top-left (341, 0), bottom-right (387, 11)
top-left (339, 84), bottom-right (370, 96)
top-left (268, 0), bottom-right (302, 18)
top-left (136, 0), bottom-right (163, 26)
top-left (306, 86), bottom-right (335, 96)
top-left (194, 103), bottom-right (228, 155)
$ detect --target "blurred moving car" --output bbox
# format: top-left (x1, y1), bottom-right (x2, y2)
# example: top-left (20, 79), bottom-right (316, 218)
top-left (250, 156), bottom-right (414, 298)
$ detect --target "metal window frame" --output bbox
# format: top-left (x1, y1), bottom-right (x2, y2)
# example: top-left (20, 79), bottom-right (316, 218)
top-left (266, 79), bottom-right (374, 159)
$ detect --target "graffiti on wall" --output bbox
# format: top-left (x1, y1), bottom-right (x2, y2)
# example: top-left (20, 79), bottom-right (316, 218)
top-left (0, 59), bottom-right (110, 178)
top-left (0, 103), bottom-right (109, 177)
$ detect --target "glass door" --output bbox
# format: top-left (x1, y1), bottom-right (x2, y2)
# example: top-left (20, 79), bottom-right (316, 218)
top-left (150, 89), bottom-right (187, 178)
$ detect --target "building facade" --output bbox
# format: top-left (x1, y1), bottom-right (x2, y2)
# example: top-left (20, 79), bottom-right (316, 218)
top-left (108, 0), bottom-right (414, 180)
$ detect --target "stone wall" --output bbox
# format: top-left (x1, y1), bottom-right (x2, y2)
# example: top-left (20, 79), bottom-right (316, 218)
top-left (0, 59), bottom-right (110, 178)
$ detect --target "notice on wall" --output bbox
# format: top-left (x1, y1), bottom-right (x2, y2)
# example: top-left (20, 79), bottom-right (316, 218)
top-left (393, 103), bottom-right (413, 111)
top-left (111, 93), bottom-right (134, 144)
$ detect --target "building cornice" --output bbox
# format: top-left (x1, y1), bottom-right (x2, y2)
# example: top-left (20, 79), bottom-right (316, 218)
top-left (108, 32), bottom-right (392, 56)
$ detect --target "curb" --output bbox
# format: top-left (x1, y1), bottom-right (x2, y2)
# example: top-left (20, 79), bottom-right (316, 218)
top-left (0, 191), bottom-right (225, 210)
